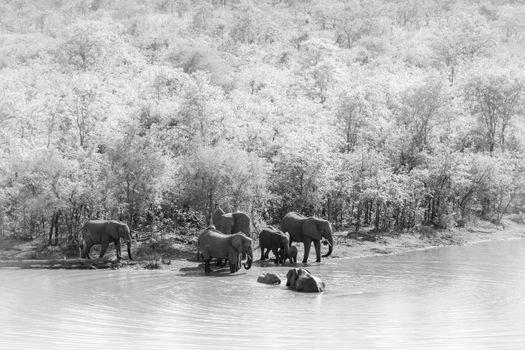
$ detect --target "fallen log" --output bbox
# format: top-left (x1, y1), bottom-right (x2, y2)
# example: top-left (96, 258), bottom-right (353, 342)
top-left (0, 258), bottom-right (136, 269)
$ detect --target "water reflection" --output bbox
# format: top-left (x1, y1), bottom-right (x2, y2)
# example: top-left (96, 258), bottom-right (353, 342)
top-left (1, 239), bottom-right (525, 349)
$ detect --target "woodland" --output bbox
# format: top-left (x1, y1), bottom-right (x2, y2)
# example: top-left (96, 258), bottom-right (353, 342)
top-left (0, 0), bottom-right (524, 252)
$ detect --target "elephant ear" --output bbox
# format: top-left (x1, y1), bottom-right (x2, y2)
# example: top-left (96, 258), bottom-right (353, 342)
top-left (231, 234), bottom-right (243, 251)
top-left (281, 232), bottom-right (290, 247)
top-left (120, 224), bottom-right (131, 240)
top-left (212, 208), bottom-right (224, 226)
top-left (286, 268), bottom-right (299, 287)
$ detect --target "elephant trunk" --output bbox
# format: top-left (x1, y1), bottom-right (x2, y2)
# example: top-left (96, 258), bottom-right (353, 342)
top-left (243, 247), bottom-right (253, 270)
top-left (322, 235), bottom-right (333, 258)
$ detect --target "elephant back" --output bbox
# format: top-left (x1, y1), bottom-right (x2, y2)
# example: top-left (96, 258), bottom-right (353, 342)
top-left (232, 211), bottom-right (251, 237)
top-left (281, 212), bottom-right (306, 243)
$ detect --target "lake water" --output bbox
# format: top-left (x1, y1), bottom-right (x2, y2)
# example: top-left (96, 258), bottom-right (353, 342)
top-left (1, 239), bottom-right (525, 349)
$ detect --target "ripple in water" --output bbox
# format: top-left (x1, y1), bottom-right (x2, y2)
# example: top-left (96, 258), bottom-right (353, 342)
top-left (1, 239), bottom-right (525, 349)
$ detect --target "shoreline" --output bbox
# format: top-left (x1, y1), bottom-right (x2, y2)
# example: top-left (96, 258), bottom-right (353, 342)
top-left (343, 235), bottom-right (525, 261)
top-left (0, 218), bottom-right (524, 270)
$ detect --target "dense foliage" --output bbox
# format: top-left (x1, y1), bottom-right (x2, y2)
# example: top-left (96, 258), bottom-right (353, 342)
top-left (1, 0), bottom-right (524, 247)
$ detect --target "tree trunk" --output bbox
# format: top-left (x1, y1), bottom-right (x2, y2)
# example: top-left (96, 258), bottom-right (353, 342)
top-left (48, 212), bottom-right (55, 245)
top-left (374, 203), bottom-right (381, 231)
top-left (53, 211), bottom-right (60, 246)
top-left (355, 202), bottom-right (362, 232)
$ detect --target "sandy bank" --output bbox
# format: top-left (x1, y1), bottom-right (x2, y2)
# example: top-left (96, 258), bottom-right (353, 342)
top-left (0, 218), bottom-right (524, 270)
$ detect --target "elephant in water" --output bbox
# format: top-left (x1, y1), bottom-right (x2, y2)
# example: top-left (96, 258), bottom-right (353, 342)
top-left (258, 226), bottom-right (290, 264)
top-left (81, 220), bottom-right (133, 260)
top-left (198, 226), bottom-right (253, 273)
top-left (212, 208), bottom-right (252, 237)
top-left (281, 212), bottom-right (333, 263)
top-left (257, 273), bottom-right (281, 285)
top-left (286, 268), bottom-right (325, 293)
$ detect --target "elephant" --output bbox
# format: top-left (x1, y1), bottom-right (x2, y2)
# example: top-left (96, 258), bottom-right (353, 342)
top-left (281, 212), bottom-right (333, 263)
top-left (286, 268), bottom-right (325, 293)
top-left (281, 245), bottom-right (298, 264)
top-left (212, 208), bottom-right (252, 237)
top-left (198, 226), bottom-right (253, 273)
top-left (257, 273), bottom-right (281, 285)
top-left (81, 220), bottom-right (133, 260)
top-left (258, 226), bottom-right (290, 264)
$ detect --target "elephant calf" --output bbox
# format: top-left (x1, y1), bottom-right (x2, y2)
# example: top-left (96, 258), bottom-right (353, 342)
top-left (281, 245), bottom-right (298, 264)
top-left (81, 220), bottom-right (133, 260)
top-left (286, 268), bottom-right (325, 293)
top-left (257, 273), bottom-right (281, 285)
top-left (259, 227), bottom-right (290, 265)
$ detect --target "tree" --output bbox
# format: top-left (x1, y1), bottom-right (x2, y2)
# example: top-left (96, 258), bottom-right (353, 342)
top-left (334, 88), bottom-right (373, 153)
top-left (177, 144), bottom-right (269, 221)
top-left (395, 75), bottom-right (451, 171)
top-left (431, 14), bottom-right (495, 83)
top-left (108, 125), bottom-right (164, 227)
top-left (463, 66), bottom-right (524, 153)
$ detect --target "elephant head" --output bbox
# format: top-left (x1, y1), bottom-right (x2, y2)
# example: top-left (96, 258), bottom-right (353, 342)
top-left (280, 231), bottom-right (290, 258)
top-left (286, 268), bottom-right (325, 293)
top-left (212, 207), bottom-right (252, 237)
top-left (277, 231), bottom-right (290, 263)
top-left (117, 223), bottom-right (133, 260)
top-left (304, 218), bottom-right (333, 258)
top-left (257, 273), bottom-right (281, 285)
top-left (231, 233), bottom-right (253, 272)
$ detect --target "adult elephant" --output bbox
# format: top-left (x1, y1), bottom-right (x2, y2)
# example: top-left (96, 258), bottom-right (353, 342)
top-left (198, 227), bottom-right (253, 273)
top-left (286, 268), bottom-right (325, 293)
top-left (259, 226), bottom-right (290, 264)
top-left (281, 212), bottom-right (333, 263)
top-left (212, 208), bottom-right (252, 237)
top-left (81, 220), bottom-right (133, 260)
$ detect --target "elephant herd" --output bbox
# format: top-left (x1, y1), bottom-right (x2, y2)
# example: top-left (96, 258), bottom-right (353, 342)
top-left (79, 209), bottom-right (334, 292)
top-left (197, 209), bottom-right (334, 274)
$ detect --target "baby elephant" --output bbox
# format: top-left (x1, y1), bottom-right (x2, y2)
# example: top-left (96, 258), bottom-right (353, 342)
top-left (257, 273), bottom-right (281, 285)
top-left (286, 268), bottom-right (325, 293)
top-left (280, 245), bottom-right (298, 264)
top-left (259, 226), bottom-right (290, 264)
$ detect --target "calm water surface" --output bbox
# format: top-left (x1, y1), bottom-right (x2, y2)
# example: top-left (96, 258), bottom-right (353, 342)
top-left (1, 239), bottom-right (525, 349)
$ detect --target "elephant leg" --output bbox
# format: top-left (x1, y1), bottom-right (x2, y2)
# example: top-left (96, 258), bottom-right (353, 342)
top-left (260, 247), bottom-right (266, 261)
top-left (264, 248), bottom-right (270, 260)
top-left (272, 247), bottom-right (280, 265)
top-left (237, 253), bottom-right (242, 271)
top-left (302, 238), bottom-right (313, 263)
top-left (99, 240), bottom-right (109, 258)
top-left (82, 242), bottom-right (93, 259)
top-left (313, 240), bottom-right (321, 262)
top-left (205, 258), bottom-right (212, 273)
top-left (229, 254), bottom-right (239, 273)
top-left (115, 240), bottom-right (122, 260)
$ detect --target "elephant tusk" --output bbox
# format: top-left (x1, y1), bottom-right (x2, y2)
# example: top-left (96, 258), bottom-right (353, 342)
top-left (322, 239), bottom-right (333, 247)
